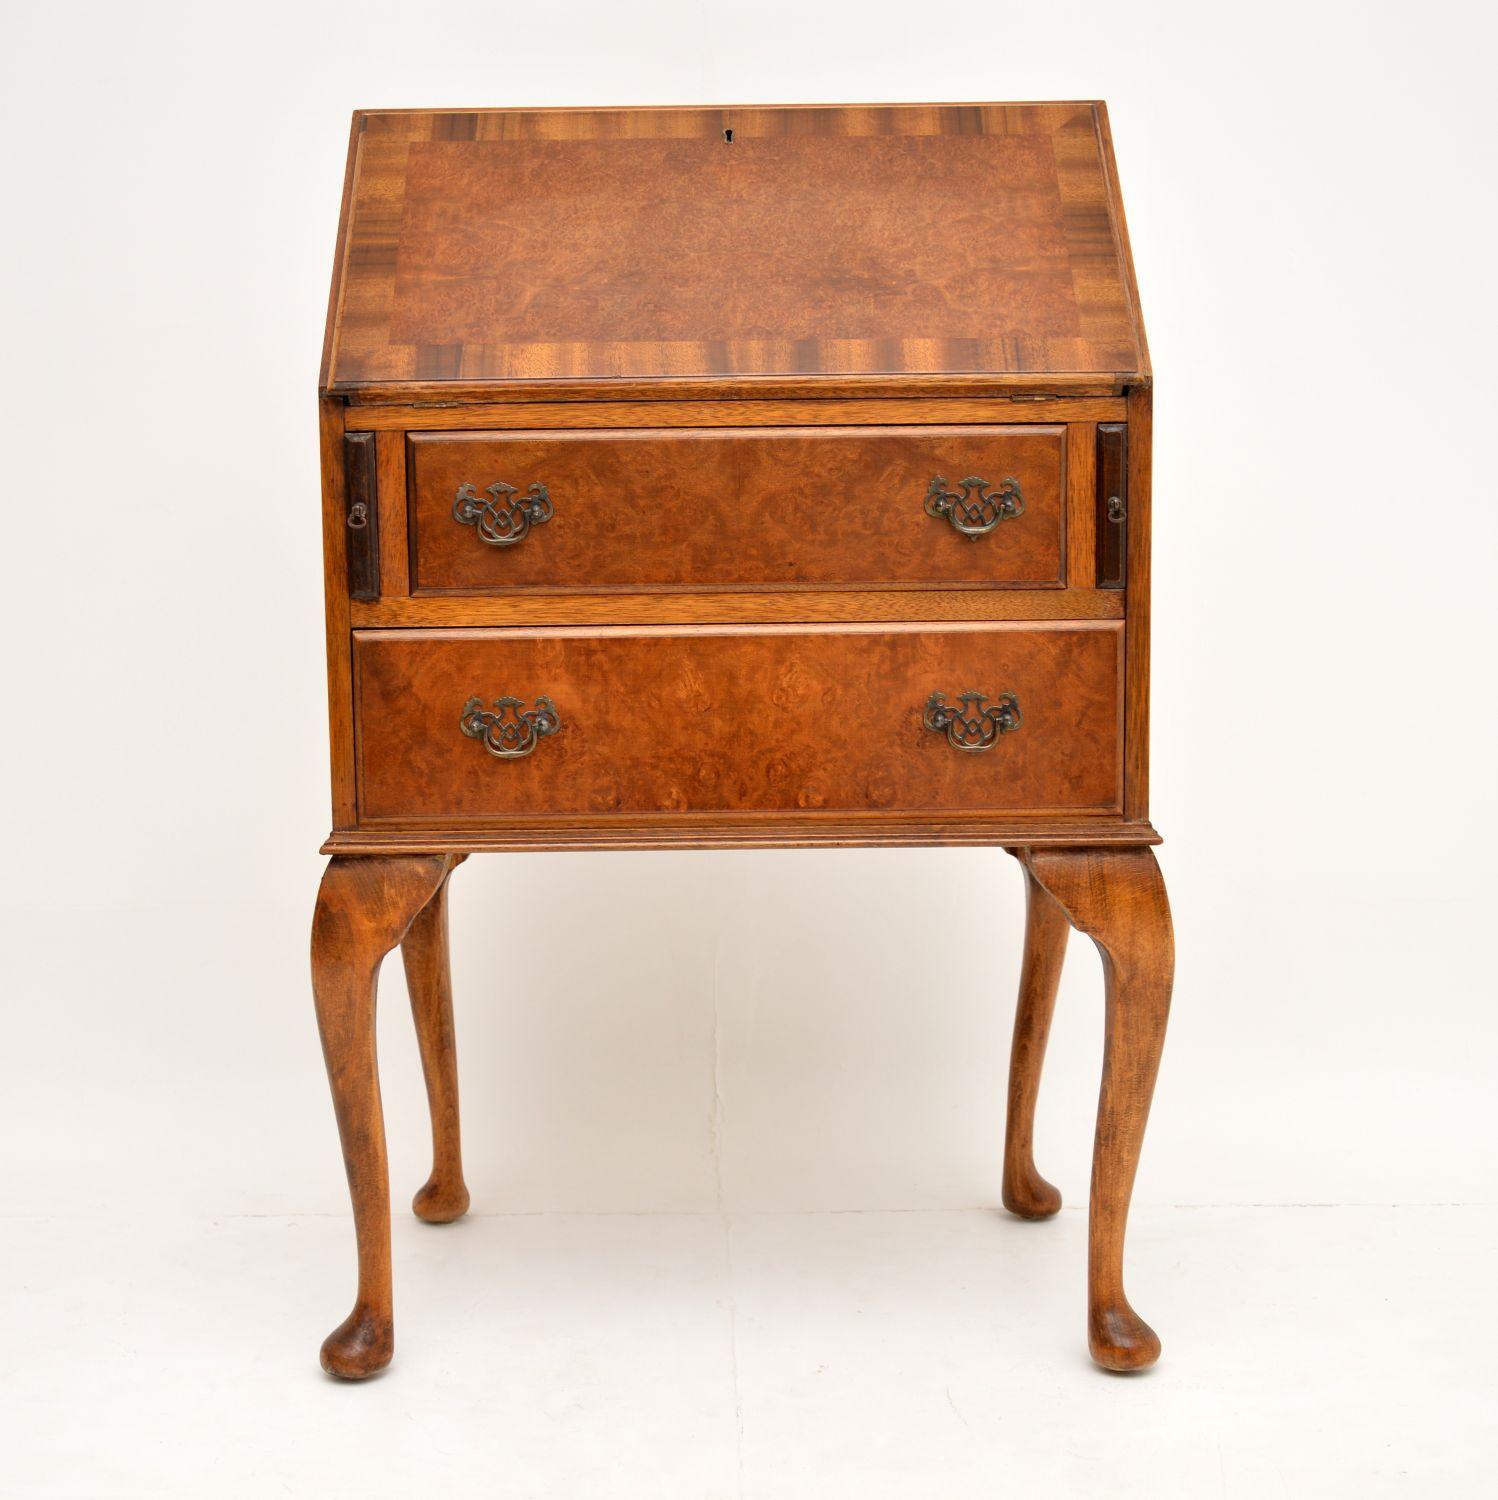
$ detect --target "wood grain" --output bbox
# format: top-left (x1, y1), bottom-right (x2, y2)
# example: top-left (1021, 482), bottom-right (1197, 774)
top-left (325, 104), bottom-right (1145, 392)
top-left (310, 100), bottom-right (1167, 1377)
top-left (375, 431), bottom-right (410, 598)
top-left (1092, 103), bottom-right (1151, 379)
top-left (311, 853), bottom-right (460, 1379)
top-left (349, 587), bottom-right (1124, 629)
top-left (342, 374), bottom-right (1128, 404)
top-left (343, 432), bottom-right (379, 602)
top-left (401, 856), bottom-right (470, 1225)
top-left (1002, 857), bottom-right (1070, 1219)
top-left (1065, 422), bottom-right (1098, 589)
top-left (408, 426), bottom-right (1065, 593)
top-left (319, 397), bottom-right (357, 826)
top-left (1122, 384), bottom-right (1152, 820)
top-left (1096, 423), bottom-right (1127, 589)
top-left (322, 816), bottom-right (1161, 855)
top-left (319, 112), bottom-right (365, 392)
top-left (340, 398), bottom-right (1126, 429)
top-left (1024, 845), bottom-right (1173, 1371)
top-left (353, 622), bottom-right (1122, 822)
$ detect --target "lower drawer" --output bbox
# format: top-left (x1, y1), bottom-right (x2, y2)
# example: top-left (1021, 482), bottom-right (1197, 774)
top-left (353, 623), bottom-right (1122, 821)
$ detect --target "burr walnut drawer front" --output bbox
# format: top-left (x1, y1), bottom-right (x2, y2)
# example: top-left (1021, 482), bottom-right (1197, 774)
top-left (352, 623), bottom-right (1121, 822)
top-left (406, 426), bottom-right (1065, 593)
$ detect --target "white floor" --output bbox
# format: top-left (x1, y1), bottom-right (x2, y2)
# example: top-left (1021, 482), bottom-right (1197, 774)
top-left (2, 1205), bottom-right (1494, 1497)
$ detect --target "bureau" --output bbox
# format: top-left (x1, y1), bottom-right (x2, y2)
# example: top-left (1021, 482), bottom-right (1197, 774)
top-left (311, 102), bottom-right (1173, 1379)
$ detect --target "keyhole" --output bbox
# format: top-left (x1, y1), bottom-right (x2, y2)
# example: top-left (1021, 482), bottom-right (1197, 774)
top-left (723, 128), bottom-right (733, 143)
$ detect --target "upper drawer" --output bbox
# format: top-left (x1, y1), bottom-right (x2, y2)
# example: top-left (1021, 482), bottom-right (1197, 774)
top-left (407, 426), bottom-right (1064, 593)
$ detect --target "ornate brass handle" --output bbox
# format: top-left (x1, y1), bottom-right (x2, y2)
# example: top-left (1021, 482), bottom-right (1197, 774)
top-left (453, 481), bottom-right (554, 547)
top-left (923, 475), bottom-right (1023, 539)
top-left (923, 690), bottom-right (1022, 752)
top-left (459, 695), bottom-right (561, 759)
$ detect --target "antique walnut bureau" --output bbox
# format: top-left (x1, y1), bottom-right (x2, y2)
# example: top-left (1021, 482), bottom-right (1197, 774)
top-left (313, 102), bottom-right (1172, 1379)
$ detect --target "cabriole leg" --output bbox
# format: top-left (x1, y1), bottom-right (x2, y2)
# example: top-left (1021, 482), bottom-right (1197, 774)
top-left (311, 853), bottom-right (459, 1379)
top-left (1002, 855), bottom-right (1070, 1219)
top-left (1025, 846), bottom-right (1174, 1372)
top-left (403, 855), bottom-right (471, 1224)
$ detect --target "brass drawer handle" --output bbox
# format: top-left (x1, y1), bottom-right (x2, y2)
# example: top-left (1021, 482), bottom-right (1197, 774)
top-left (453, 481), bottom-right (554, 548)
top-left (459, 695), bottom-right (561, 759)
top-left (923, 475), bottom-right (1023, 538)
top-left (923, 690), bottom-right (1023, 752)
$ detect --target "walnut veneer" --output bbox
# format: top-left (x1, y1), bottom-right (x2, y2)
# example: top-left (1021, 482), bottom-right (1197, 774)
top-left (311, 102), bottom-right (1173, 1379)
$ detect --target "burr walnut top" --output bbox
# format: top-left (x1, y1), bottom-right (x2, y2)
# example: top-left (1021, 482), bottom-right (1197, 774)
top-left (322, 103), bottom-right (1147, 398)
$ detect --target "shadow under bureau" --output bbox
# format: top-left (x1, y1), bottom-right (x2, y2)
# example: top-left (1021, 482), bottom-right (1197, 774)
top-left (312, 102), bottom-right (1172, 1378)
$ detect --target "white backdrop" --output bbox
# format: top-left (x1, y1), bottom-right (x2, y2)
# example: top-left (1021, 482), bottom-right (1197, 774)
top-left (2, 0), bottom-right (1494, 1237)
